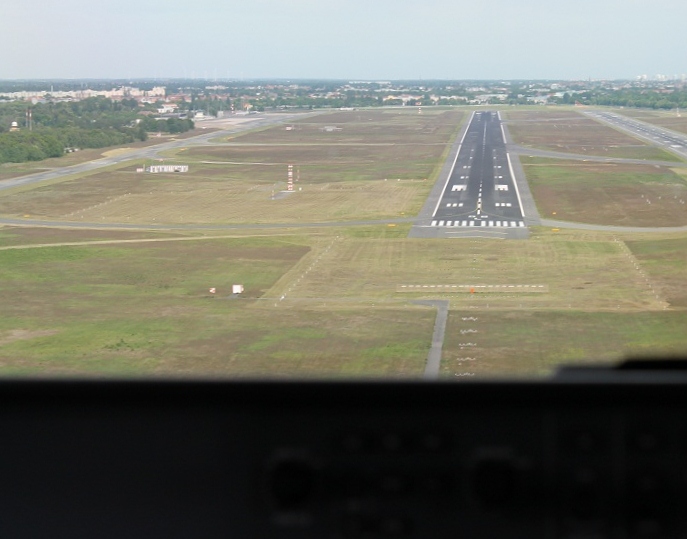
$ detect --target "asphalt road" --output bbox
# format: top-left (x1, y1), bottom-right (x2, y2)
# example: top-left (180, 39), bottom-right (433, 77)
top-left (540, 218), bottom-right (687, 233)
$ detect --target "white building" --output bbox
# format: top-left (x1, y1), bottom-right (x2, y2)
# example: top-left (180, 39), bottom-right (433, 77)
top-left (147, 165), bottom-right (188, 173)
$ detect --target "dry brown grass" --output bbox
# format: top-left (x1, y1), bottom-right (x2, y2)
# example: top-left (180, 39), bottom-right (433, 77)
top-left (0, 166), bottom-right (428, 224)
top-left (505, 109), bottom-right (680, 160)
top-left (0, 109), bottom-right (464, 224)
top-left (221, 109), bottom-right (463, 146)
top-left (522, 158), bottom-right (687, 226)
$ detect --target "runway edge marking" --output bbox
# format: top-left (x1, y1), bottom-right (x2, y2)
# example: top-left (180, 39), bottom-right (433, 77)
top-left (506, 152), bottom-right (526, 219)
top-left (431, 111), bottom-right (475, 218)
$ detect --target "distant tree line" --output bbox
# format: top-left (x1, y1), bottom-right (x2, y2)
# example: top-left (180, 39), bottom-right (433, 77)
top-left (0, 127), bottom-right (137, 164)
top-left (0, 97), bottom-right (194, 165)
top-left (138, 116), bottom-right (195, 134)
top-left (0, 131), bottom-right (64, 163)
top-left (552, 88), bottom-right (687, 109)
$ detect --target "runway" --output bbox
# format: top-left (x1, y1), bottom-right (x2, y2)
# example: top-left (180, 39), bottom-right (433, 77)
top-left (584, 110), bottom-right (687, 161)
top-left (410, 111), bottom-right (528, 238)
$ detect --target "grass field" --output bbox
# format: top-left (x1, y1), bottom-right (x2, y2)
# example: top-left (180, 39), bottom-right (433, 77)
top-left (0, 232), bottom-right (435, 377)
top-left (521, 157), bottom-right (687, 226)
top-left (266, 228), bottom-right (665, 312)
top-left (220, 108), bottom-right (463, 145)
top-left (0, 226), bottom-right (683, 378)
top-left (0, 110), bottom-right (464, 224)
top-left (505, 109), bottom-right (682, 161)
top-left (1, 107), bottom-right (686, 379)
top-left (0, 162), bottom-right (429, 224)
top-left (441, 310), bottom-right (687, 378)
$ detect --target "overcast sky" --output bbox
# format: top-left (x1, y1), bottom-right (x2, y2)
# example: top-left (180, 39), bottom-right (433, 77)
top-left (2, 0), bottom-right (686, 80)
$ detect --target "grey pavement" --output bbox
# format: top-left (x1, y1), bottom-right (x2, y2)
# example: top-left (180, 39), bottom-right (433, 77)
top-left (501, 122), bottom-right (541, 226)
top-left (0, 216), bottom-right (417, 231)
top-left (539, 219), bottom-right (687, 233)
top-left (410, 111), bottom-right (535, 238)
top-left (412, 115), bottom-right (471, 224)
top-left (413, 300), bottom-right (450, 380)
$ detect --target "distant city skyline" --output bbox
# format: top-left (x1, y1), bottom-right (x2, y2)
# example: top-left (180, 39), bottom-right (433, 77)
top-left (3, 0), bottom-right (686, 81)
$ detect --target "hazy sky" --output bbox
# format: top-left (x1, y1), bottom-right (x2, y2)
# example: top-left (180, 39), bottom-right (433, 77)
top-left (3, 0), bottom-right (686, 80)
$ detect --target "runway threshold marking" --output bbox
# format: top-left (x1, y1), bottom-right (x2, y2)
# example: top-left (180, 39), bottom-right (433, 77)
top-left (427, 220), bottom-right (525, 228)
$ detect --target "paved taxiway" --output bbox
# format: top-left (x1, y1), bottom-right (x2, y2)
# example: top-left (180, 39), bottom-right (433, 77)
top-left (507, 144), bottom-right (687, 168)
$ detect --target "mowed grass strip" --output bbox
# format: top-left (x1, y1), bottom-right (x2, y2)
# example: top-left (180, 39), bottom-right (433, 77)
top-left (521, 157), bottom-right (687, 226)
top-left (441, 310), bottom-right (687, 378)
top-left (72, 181), bottom-right (425, 223)
top-left (180, 143), bottom-right (444, 178)
top-left (505, 109), bottom-right (681, 161)
top-left (264, 232), bottom-right (663, 312)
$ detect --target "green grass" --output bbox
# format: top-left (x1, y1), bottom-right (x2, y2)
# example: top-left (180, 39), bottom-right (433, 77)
top-left (522, 157), bottom-right (683, 186)
top-left (602, 146), bottom-right (683, 162)
top-left (0, 237), bottom-right (306, 373)
top-left (221, 308), bottom-right (434, 377)
top-left (265, 232), bottom-right (664, 311)
top-left (0, 227), bottom-right (685, 379)
top-left (626, 236), bottom-right (687, 307)
top-left (0, 235), bottom-right (438, 377)
top-left (441, 310), bottom-right (687, 378)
